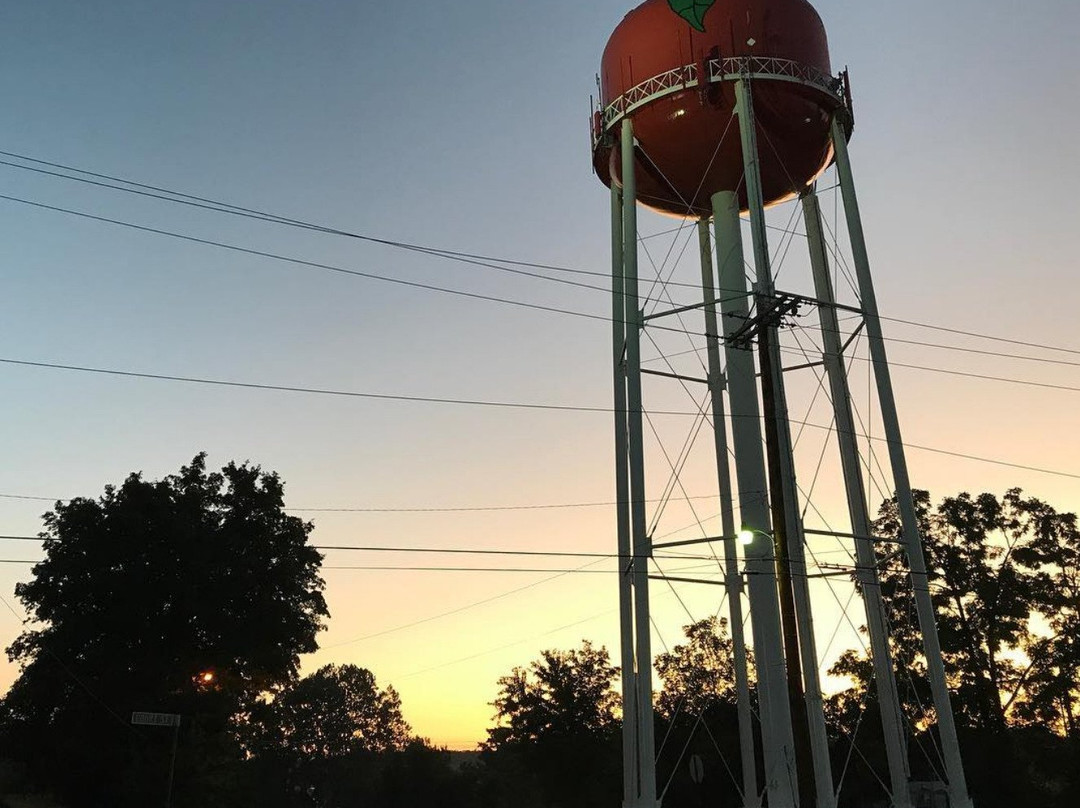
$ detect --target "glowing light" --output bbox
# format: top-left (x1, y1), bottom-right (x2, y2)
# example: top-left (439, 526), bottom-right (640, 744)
top-left (199, 671), bottom-right (215, 684)
top-left (738, 529), bottom-right (755, 546)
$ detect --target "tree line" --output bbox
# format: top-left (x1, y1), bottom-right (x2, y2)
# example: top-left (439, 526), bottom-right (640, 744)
top-left (0, 457), bottom-right (1076, 806)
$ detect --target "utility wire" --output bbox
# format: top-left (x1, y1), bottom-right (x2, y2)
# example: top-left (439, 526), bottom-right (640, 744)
top-left (0, 192), bottom-right (756, 339)
top-left (0, 491), bottom-right (720, 513)
top-left (880, 314), bottom-right (1080, 358)
top-left (1, 355), bottom-right (1077, 479)
top-left (8, 153), bottom-right (1080, 364)
top-left (321, 559), bottom-right (609, 648)
top-left (0, 154), bottom-right (709, 293)
top-left (0, 355), bottom-right (699, 416)
top-left (0, 535), bottom-right (725, 565)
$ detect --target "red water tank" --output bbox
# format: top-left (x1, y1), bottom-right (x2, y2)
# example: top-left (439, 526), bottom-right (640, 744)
top-left (593, 0), bottom-right (843, 217)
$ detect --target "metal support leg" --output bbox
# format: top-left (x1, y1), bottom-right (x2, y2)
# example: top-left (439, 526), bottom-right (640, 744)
top-left (736, 78), bottom-right (834, 808)
top-left (802, 188), bottom-right (913, 808)
top-left (698, 220), bottom-right (760, 808)
top-left (712, 188), bottom-right (796, 808)
top-left (830, 115), bottom-right (973, 808)
top-left (622, 119), bottom-right (659, 808)
top-left (613, 184), bottom-right (639, 808)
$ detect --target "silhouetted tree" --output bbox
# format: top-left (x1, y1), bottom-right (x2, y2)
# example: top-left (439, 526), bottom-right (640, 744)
top-left (0, 454), bottom-right (328, 807)
top-left (655, 616), bottom-right (744, 719)
top-left (243, 663), bottom-right (411, 759)
top-left (653, 617), bottom-right (752, 808)
top-left (486, 641), bottom-right (619, 748)
top-left (828, 488), bottom-right (1080, 807)
top-left (483, 641), bottom-right (621, 808)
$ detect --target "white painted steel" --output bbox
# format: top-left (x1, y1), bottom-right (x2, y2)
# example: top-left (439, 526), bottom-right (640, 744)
top-left (802, 189), bottom-right (914, 808)
top-left (621, 119), bottom-right (660, 808)
top-left (735, 78), bottom-right (834, 808)
top-left (697, 220), bottom-right (761, 808)
top-left (596, 57), bottom-right (842, 141)
top-left (830, 116), bottom-right (974, 808)
top-left (612, 183), bottom-right (639, 808)
top-left (712, 187), bottom-right (796, 808)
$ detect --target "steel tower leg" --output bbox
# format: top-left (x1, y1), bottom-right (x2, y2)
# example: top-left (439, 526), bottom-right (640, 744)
top-left (735, 78), bottom-right (835, 808)
top-left (621, 119), bottom-right (659, 808)
top-left (711, 188), bottom-right (796, 808)
top-left (697, 220), bottom-right (761, 808)
top-left (829, 116), bottom-right (973, 808)
top-left (801, 189), bottom-right (913, 808)
top-left (612, 184), bottom-right (639, 808)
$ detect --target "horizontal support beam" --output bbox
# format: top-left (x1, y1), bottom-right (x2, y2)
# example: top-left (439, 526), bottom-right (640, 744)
top-left (775, 288), bottom-right (865, 316)
top-left (641, 368), bottom-right (709, 385)
top-left (803, 528), bottom-right (903, 544)
top-left (652, 535), bottom-right (726, 551)
top-left (648, 574), bottom-right (727, 588)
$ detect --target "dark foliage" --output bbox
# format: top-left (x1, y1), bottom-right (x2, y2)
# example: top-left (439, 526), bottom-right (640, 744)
top-left (827, 488), bottom-right (1080, 808)
top-left (0, 454), bottom-right (327, 807)
top-left (242, 663), bottom-right (411, 759)
top-left (483, 641), bottom-right (622, 808)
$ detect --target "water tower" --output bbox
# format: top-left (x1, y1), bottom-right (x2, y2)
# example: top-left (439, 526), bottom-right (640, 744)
top-left (591, 2), bottom-right (974, 807)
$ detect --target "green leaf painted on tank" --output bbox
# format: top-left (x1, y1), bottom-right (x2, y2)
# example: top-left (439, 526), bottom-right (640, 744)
top-left (668, 0), bottom-right (716, 32)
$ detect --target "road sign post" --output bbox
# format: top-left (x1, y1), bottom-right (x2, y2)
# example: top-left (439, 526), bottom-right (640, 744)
top-left (132, 712), bottom-right (181, 807)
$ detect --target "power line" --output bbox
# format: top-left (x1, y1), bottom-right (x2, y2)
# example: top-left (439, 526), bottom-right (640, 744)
top-left (881, 314), bottom-right (1080, 358)
top-left (879, 336), bottom-right (1080, 369)
top-left (0, 534), bottom-right (725, 564)
top-left (0, 356), bottom-right (638, 415)
top-left (321, 560), bottom-right (607, 648)
top-left (0, 150), bottom-right (720, 294)
top-left (321, 564), bottom-right (718, 574)
top-left (1, 354), bottom-right (1077, 480)
top-left (0, 192), bottom-right (623, 325)
top-left (7, 193), bottom-right (1080, 384)
top-left (0, 192), bottom-right (753, 340)
top-left (289, 495), bottom-right (717, 513)
top-left (0, 491), bottom-right (720, 514)
top-left (7, 151), bottom-right (1080, 366)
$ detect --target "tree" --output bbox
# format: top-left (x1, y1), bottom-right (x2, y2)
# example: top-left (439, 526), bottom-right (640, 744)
top-left (485, 640), bottom-right (619, 749)
top-left (0, 454), bottom-right (328, 807)
top-left (483, 641), bottom-right (621, 808)
top-left (653, 617), bottom-right (752, 808)
top-left (827, 488), bottom-right (1080, 808)
top-left (655, 616), bottom-right (742, 719)
top-left (245, 663), bottom-right (411, 760)
top-left (857, 488), bottom-right (1075, 732)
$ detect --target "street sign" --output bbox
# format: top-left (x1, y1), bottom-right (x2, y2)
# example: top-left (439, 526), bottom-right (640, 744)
top-left (131, 711), bottom-right (181, 728)
top-left (689, 754), bottom-right (705, 784)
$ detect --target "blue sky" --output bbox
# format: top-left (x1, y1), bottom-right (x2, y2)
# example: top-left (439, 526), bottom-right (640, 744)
top-left (0, 0), bottom-right (1078, 747)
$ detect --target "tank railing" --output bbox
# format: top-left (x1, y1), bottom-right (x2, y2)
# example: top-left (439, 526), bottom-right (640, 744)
top-left (710, 56), bottom-right (840, 95)
top-left (597, 55), bottom-right (843, 142)
top-left (601, 64), bottom-right (700, 127)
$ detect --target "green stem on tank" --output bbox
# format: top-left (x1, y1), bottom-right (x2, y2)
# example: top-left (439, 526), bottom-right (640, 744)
top-left (667, 0), bottom-right (716, 33)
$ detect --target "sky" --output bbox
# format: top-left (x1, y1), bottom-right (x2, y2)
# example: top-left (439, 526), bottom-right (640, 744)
top-left (0, 0), bottom-right (1078, 750)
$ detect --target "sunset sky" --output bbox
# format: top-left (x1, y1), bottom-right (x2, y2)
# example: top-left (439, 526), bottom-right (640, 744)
top-left (0, 0), bottom-right (1078, 750)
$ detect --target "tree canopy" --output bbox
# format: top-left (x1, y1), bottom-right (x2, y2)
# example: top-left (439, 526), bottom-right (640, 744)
top-left (828, 488), bottom-right (1080, 808)
top-left (655, 616), bottom-right (744, 719)
top-left (832, 488), bottom-right (1080, 735)
top-left (244, 663), bottom-right (411, 760)
top-left (1, 454), bottom-right (328, 806)
top-left (483, 641), bottom-right (621, 808)
top-left (485, 640), bottom-right (619, 750)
